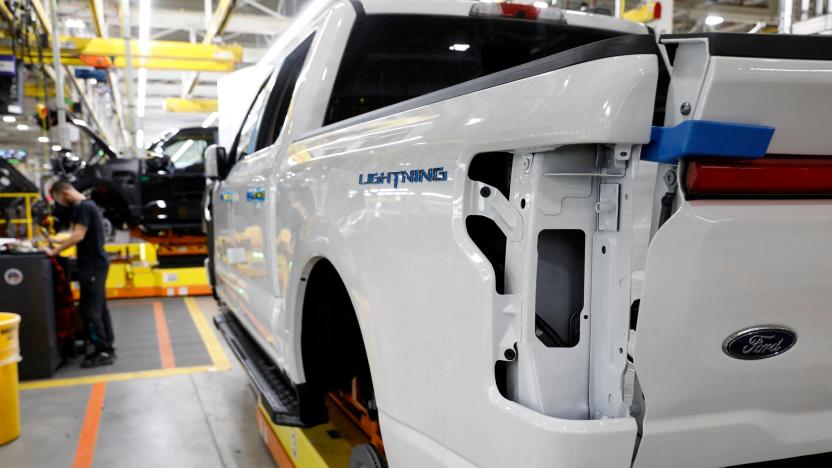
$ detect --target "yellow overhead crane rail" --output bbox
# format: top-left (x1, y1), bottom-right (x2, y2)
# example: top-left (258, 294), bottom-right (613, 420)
top-left (163, 98), bottom-right (218, 113)
top-left (1, 36), bottom-right (243, 72)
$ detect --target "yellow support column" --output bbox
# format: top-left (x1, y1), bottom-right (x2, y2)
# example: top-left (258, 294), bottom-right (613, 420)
top-left (23, 196), bottom-right (31, 240)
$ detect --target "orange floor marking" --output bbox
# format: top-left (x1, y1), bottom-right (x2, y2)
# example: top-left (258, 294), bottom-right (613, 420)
top-left (153, 301), bottom-right (177, 369)
top-left (72, 383), bottom-right (107, 468)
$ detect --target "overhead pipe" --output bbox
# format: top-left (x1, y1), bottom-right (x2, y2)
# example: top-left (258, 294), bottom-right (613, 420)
top-left (183, 0), bottom-right (238, 97)
top-left (120, 0), bottom-right (138, 157)
top-left (29, 0), bottom-right (114, 147)
top-left (48, 0), bottom-right (68, 148)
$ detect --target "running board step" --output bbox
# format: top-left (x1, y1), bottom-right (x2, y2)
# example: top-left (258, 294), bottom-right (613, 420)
top-left (214, 312), bottom-right (307, 427)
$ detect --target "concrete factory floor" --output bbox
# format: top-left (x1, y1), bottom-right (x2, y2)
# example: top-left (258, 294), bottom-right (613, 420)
top-left (0, 296), bottom-right (274, 468)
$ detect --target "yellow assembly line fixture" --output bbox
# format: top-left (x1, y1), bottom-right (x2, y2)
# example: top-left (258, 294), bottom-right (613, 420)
top-left (62, 242), bottom-right (212, 300)
top-left (0, 193), bottom-right (39, 240)
top-left (256, 397), bottom-right (371, 468)
top-left (622, 1), bottom-right (662, 23)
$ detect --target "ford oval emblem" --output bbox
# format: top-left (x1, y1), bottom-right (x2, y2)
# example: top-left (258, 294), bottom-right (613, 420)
top-left (723, 327), bottom-right (797, 360)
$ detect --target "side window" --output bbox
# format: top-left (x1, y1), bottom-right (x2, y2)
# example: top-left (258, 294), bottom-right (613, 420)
top-left (163, 132), bottom-right (214, 171)
top-left (323, 15), bottom-right (619, 126)
top-left (232, 76), bottom-right (275, 161)
top-left (255, 34), bottom-right (315, 150)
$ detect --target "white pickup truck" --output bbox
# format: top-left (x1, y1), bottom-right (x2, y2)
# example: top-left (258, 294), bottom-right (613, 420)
top-left (203, 1), bottom-right (832, 466)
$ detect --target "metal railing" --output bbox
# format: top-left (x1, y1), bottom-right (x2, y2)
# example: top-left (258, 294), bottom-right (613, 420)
top-left (0, 193), bottom-right (40, 240)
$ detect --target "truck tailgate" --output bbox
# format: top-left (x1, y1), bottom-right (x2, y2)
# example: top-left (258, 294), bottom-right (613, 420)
top-left (634, 33), bottom-right (832, 467)
top-left (634, 201), bottom-right (832, 467)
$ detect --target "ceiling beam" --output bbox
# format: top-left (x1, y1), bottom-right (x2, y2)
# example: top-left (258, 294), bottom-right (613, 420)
top-left (240, 0), bottom-right (284, 19)
top-left (140, 82), bottom-right (217, 98)
top-left (184, 0), bottom-right (239, 97)
top-left (88, 0), bottom-right (107, 37)
top-left (86, 0), bottom-right (131, 150)
top-left (0, 1), bottom-right (13, 23)
top-left (29, 0), bottom-right (113, 146)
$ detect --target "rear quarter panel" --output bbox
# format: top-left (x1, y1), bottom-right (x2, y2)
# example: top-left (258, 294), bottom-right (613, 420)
top-left (272, 54), bottom-right (657, 467)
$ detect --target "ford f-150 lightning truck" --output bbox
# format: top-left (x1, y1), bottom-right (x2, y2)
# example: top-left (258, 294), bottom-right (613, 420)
top-left (205, 1), bottom-right (832, 466)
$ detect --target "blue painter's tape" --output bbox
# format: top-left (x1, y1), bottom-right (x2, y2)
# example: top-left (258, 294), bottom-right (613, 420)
top-left (641, 120), bottom-right (775, 164)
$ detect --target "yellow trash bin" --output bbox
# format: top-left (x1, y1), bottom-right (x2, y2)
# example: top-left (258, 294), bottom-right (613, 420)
top-left (0, 312), bottom-right (21, 445)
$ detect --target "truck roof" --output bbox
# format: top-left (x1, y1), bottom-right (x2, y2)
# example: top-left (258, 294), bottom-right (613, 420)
top-left (359, 0), bottom-right (648, 35)
top-left (258, 0), bottom-right (648, 67)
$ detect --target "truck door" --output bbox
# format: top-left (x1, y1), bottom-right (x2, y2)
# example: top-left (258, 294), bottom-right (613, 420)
top-left (219, 72), bottom-right (278, 343)
top-left (632, 34), bottom-right (832, 467)
top-left (221, 34), bottom-right (315, 345)
top-left (164, 128), bottom-right (216, 226)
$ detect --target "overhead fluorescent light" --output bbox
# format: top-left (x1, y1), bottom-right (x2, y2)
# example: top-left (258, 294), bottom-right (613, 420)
top-left (705, 15), bottom-right (724, 26)
top-left (139, 0), bottom-right (151, 47)
top-left (137, 0), bottom-right (151, 121)
top-left (65, 18), bottom-right (86, 29)
top-left (2, 116), bottom-right (15, 123)
top-left (16, 124), bottom-right (28, 131)
top-left (449, 43), bottom-right (471, 52)
top-left (38, 136), bottom-right (49, 143)
top-left (533, 1), bottom-right (550, 8)
top-left (137, 68), bottom-right (147, 118)
top-left (51, 145), bottom-right (62, 151)
top-left (201, 112), bottom-right (218, 128)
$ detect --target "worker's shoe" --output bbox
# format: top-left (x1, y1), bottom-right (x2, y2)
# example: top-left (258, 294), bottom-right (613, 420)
top-left (80, 350), bottom-right (116, 368)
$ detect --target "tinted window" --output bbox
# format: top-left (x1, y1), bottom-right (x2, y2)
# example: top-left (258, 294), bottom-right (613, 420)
top-left (232, 76), bottom-right (275, 161)
top-left (163, 131), bottom-right (215, 171)
top-left (256, 35), bottom-right (315, 149)
top-left (324, 15), bottom-right (621, 126)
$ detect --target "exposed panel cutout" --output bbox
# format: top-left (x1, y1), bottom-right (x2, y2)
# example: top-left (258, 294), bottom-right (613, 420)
top-left (468, 152), bottom-right (514, 199)
top-left (466, 215), bottom-right (507, 294)
top-left (494, 360), bottom-right (509, 399)
top-left (535, 229), bottom-right (585, 347)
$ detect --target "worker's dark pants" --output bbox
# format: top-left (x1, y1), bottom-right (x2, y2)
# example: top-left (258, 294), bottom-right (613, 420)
top-left (78, 267), bottom-right (114, 352)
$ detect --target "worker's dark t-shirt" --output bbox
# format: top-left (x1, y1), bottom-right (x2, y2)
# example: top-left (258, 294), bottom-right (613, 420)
top-left (71, 200), bottom-right (109, 271)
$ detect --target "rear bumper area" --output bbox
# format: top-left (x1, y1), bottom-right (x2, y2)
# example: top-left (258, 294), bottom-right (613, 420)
top-left (381, 391), bottom-right (639, 468)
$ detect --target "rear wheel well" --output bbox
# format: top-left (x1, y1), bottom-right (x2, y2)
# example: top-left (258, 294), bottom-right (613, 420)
top-left (299, 258), bottom-right (374, 411)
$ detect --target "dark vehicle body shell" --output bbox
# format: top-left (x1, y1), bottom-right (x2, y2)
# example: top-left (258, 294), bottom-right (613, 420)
top-left (55, 121), bottom-right (217, 235)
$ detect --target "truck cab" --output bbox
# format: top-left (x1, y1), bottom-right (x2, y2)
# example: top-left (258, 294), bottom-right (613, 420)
top-left (54, 122), bottom-right (217, 236)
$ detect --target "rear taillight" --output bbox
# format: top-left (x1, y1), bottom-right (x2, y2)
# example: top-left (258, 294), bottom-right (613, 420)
top-left (685, 157), bottom-right (832, 198)
top-left (470, 3), bottom-right (565, 22)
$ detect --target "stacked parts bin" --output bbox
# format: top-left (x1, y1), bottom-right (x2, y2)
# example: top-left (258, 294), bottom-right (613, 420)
top-left (0, 312), bottom-right (21, 445)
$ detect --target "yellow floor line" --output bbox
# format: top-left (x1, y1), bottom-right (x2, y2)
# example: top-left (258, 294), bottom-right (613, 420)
top-left (20, 365), bottom-right (223, 390)
top-left (184, 296), bottom-right (232, 370)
